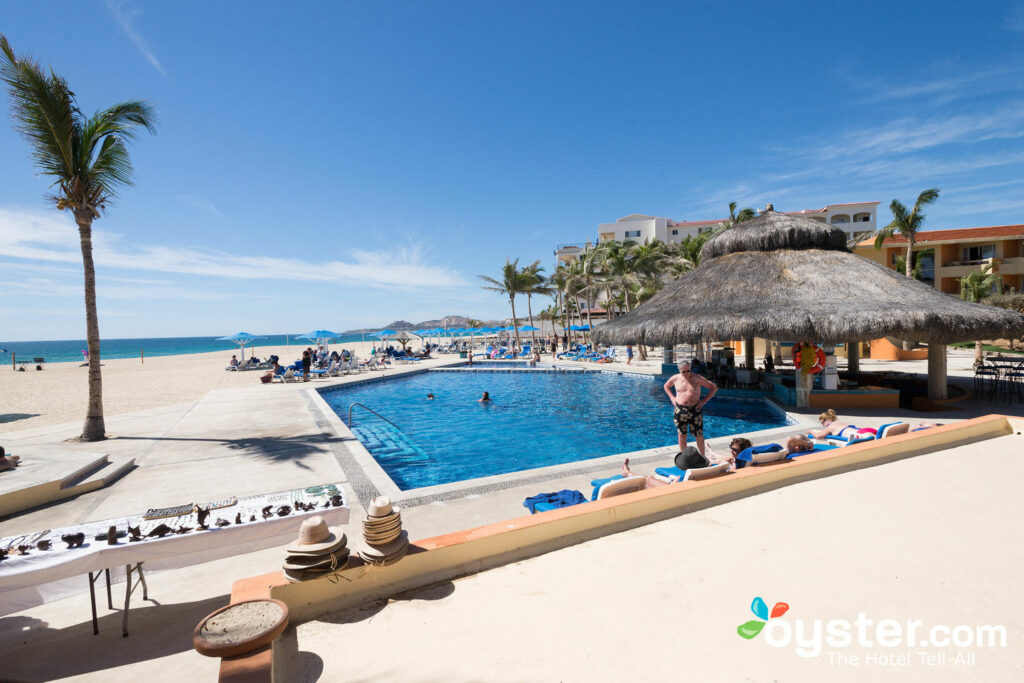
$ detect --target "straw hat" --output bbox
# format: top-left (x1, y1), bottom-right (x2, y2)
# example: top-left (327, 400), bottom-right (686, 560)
top-left (285, 516), bottom-right (346, 555)
top-left (282, 550), bottom-right (349, 571)
top-left (358, 530), bottom-right (409, 564)
top-left (367, 496), bottom-right (394, 518)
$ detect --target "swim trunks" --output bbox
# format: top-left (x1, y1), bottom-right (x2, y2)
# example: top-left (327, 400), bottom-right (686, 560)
top-left (673, 403), bottom-right (703, 438)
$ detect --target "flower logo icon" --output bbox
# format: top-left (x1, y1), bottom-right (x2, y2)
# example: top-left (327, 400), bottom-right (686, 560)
top-left (737, 596), bottom-right (790, 639)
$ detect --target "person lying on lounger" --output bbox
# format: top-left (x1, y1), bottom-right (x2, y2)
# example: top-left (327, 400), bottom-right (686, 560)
top-left (809, 409), bottom-right (875, 440)
top-left (0, 446), bottom-right (20, 472)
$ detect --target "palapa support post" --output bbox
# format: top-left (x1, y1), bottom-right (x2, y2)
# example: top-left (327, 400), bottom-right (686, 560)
top-left (795, 366), bottom-right (813, 407)
top-left (847, 341), bottom-right (859, 373)
top-left (927, 343), bottom-right (948, 401)
top-left (744, 336), bottom-right (755, 370)
top-left (661, 344), bottom-right (675, 375)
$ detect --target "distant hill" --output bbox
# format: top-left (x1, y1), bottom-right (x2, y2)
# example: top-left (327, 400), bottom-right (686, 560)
top-left (341, 315), bottom-right (504, 335)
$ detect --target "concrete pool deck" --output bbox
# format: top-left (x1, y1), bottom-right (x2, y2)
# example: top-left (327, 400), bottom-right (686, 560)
top-left (0, 349), bottom-right (1022, 681)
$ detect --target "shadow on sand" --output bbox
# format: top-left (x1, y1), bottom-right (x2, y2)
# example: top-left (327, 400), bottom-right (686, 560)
top-left (113, 433), bottom-right (355, 470)
top-left (0, 594), bottom-right (227, 681)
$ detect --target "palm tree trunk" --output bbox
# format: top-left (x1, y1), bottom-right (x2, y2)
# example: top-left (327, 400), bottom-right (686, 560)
top-left (904, 238), bottom-right (915, 351)
top-left (76, 214), bottom-right (106, 441)
top-left (974, 340), bottom-right (984, 364)
top-left (509, 296), bottom-right (521, 350)
top-left (526, 294), bottom-right (536, 346)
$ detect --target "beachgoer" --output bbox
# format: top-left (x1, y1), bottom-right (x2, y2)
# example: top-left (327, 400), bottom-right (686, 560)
top-left (626, 344), bottom-right (634, 365)
top-left (530, 349), bottom-right (541, 366)
top-left (0, 446), bottom-right (20, 472)
top-left (810, 409), bottom-right (875, 440)
top-left (663, 361), bottom-right (718, 456)
top-left (785, 434), bottom-right (814, 453)
top-left (228, 355), bottom-right (239, 369)
top-left (301, 349), bottom-right (312, 381)
top-left (478, 391), bottom-right (492, 404)
top-left (763, 352), bottom-right (774, 374)
top-left (427, 393), bottom-right (435, 400)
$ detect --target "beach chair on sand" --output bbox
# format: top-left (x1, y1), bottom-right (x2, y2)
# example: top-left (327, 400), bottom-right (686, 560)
top-left (272, 368), bottom-right (297, 383)
top-left (309, 361), bottom-right (338, 378)
top-left (524, 475), bottom-right (647, 514)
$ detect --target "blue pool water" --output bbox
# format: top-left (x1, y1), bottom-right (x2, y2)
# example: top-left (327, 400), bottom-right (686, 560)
top-left (321, 370), bottom-right (791, 490)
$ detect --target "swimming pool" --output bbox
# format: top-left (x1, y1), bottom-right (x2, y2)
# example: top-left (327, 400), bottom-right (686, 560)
top-left (321, 370), bottom-right (791, 490)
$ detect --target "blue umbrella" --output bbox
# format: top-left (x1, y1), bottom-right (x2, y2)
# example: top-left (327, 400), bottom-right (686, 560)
top-left (216, 332), bottom-right (267, 362)
top-left (296, 330), bottom-right (342, 354)
top-left (518, 325), bottom-right (539, 332)
top-left (569, 324), bottom-right (590, 331)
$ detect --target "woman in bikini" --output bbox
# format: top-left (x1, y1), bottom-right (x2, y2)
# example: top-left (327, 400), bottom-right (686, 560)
top-left (809, 409), bottom-right (876, 440)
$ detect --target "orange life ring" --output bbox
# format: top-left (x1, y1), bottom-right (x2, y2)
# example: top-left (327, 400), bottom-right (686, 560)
top-left (792, 343), bottom-right (826, 374)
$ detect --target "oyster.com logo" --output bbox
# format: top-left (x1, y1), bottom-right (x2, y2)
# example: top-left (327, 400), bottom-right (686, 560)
top-left (738, 596), bottom-right (790, 639)
top-left (737, 596), bottom-right (789, 639)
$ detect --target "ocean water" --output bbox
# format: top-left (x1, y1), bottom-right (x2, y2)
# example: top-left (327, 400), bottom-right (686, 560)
top-left (0, 334), bottom-right (371, 364)
top-left (321, 370), bottom-right (791, 490)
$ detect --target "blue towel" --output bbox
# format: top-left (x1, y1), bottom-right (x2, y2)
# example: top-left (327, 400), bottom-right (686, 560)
top-left (523, 489), bottom-right (586, 514)
top-left (589, 475), bottom-right (624, 500)
top-left (735, 443), bottom-right (783, 465)
top-left (654, 466), bottom-right (686, 480)
top-left (786, 443), bottom-right (839, 459)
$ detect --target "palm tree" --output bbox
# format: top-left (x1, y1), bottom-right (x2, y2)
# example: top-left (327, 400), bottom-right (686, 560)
top-left (961, 264), bottom-right (1000, 363)
top-left (565, 248), bottom-right (601, 336)
top-left (873, 188), bottom-right (940, 278)
top-left (1, 36), bottom-right (157, 442)
top-left (873, 188), bottom-right (940, 349)
top-left (522, 260), bottom-right (553, 346)
top-left (479, 258), bottom-right (533, 350)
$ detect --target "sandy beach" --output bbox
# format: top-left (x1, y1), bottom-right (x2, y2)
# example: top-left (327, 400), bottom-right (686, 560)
top-left (0, 341), bottom-right (384, 434)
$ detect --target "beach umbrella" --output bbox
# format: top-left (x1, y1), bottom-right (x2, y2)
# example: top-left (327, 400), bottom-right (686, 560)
top-left (296, 330), bottom-right (342, 354)
top-left (593, 206), bottom-right (1024, 405)
top-left (216, 332), bottom-right (266, 362)
top-left (569, 324), bottom-right (590, 331)
top-left (518, 325), bottom-right (539, 332)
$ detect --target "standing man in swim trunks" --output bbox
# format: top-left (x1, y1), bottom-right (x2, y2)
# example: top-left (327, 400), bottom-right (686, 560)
top-left (664, 361), bottom-right (718, 457)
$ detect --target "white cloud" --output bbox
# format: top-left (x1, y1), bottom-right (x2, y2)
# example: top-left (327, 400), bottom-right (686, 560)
top-left (0, 208), bottom-right (467, 289)
top-left (106, 0), bottom-right (167, 76)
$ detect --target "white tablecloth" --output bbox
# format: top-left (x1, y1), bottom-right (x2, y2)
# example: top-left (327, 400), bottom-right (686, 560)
top-left (0, 485), bottom-right (349, 616)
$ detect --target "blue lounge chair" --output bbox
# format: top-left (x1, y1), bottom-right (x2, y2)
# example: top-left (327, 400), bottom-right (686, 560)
top-left (524, 475), bottom-right (647, 514)
top-left (653, 461), bottom-right (730, 483)
top-left (876, 422), bottom-right (910, 438)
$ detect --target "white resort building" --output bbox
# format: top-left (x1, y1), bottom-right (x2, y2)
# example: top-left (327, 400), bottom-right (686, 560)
top-left (555, 201), bottom-right (879, 266)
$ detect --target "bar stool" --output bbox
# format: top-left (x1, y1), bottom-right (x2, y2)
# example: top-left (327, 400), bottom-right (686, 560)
top-left (1003, 367), bottom-right (1024, 404)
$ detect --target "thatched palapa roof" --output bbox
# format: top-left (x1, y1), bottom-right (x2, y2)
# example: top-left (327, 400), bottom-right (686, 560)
top-left (593, 209), bottom-right (1024, 346)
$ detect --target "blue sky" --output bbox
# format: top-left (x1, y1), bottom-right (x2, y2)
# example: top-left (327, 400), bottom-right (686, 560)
top-left (2, 1), bottom-right (1024, 341)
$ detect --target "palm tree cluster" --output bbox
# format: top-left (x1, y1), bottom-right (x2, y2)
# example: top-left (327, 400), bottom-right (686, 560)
top-left (479, 204), bottom-right (755, 357)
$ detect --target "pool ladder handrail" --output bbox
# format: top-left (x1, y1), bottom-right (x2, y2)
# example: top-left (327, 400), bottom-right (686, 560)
top-left (348, 402), bottom-right (400, 429)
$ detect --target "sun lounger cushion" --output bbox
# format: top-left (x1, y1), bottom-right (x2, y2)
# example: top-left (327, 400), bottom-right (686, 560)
top-left (877, 422), bottom-right (910, 438)
top-left (589, 475), bottom-right (624, 501)
top-left (683, 462), bottom-right (731, 481)
top-left (594, 475), bottom-right (646, 500)
top-left (654, 466), bottom-right (686, 481)
top-left (524, 489), bottom-right (587, 514)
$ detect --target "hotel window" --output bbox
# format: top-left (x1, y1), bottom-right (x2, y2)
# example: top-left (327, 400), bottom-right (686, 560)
top-left (671, 229), bottom-right (679, 235)
top-left (853, 212), bottom-right (871, 222)
top-left (624, 230), bottom-right (641, 238)
top-left (962, 244), bottom-right (995, 262)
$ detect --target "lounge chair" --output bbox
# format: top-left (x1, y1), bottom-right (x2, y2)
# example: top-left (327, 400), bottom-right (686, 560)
top-left (876, 422), bottom-right (910, 438)
top-left (524, 475), bottom-right (647, 514)
top-left (272, 368), bottom-right (297, 383)
top-left (653, 461), bottom-right (731, 483)
top-left (309, 361), bottom-right (339, 378)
